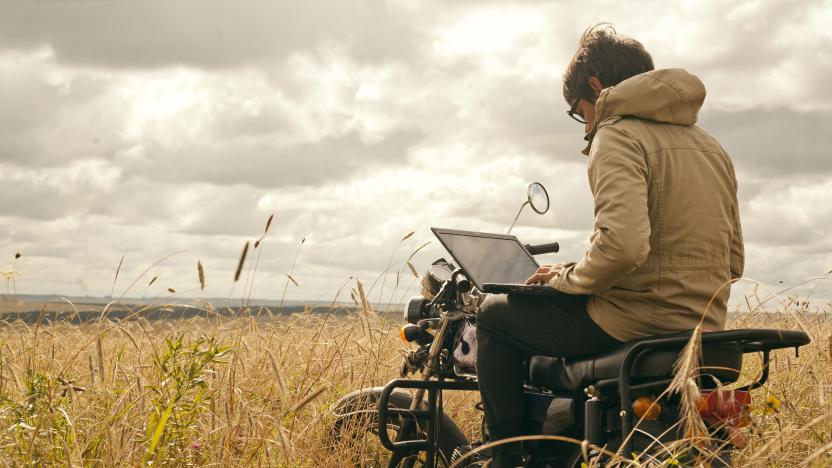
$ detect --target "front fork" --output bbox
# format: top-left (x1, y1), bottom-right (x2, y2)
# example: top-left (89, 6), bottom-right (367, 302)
top-left (389, 315), bottom-right (453, 468)
top-left (409, 316), bottom-right (452, 411)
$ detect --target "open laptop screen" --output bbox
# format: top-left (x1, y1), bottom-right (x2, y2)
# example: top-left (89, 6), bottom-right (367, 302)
top-left (431, 228), bottom-right (540, 290)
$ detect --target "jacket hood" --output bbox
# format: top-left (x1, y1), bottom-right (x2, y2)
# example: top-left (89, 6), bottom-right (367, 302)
top-left (594, 68), bottom-right (706, 126)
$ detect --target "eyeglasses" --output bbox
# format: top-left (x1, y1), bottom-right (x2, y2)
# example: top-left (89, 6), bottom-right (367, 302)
top-left (566, 100), bottom-right (586, 124)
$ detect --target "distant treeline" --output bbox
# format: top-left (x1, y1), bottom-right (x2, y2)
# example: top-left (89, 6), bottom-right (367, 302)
top-left (0, 303), bottom-right (391, 325)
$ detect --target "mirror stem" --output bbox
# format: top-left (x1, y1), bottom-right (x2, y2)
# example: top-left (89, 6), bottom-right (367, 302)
top-left (507, 201), bottom-right (529, 235)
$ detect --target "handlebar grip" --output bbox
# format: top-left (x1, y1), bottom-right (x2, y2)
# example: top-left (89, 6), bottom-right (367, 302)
top-left (525, 242), bottom-right (560, 255)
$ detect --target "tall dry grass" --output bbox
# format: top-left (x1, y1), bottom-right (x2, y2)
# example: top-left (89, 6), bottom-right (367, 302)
top-left (0, 299), bottom-right (482, 466)
top-left (0, 297), bottom-right (830, 466)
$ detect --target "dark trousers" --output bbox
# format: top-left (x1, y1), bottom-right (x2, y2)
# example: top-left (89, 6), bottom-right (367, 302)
top-left (476, 293), bottom-right (621, 442)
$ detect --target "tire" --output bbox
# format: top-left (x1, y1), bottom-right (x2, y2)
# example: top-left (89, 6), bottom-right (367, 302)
top-left (331, 387), bottom-right (470, 467)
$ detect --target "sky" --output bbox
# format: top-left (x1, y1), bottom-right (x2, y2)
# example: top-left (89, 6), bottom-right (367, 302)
top-left (1, 0), bottom-right (831, 306)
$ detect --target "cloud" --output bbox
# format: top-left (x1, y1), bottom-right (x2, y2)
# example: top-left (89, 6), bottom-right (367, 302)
top-left (700, 108), bottom-right (832, 176)
top-left (479, 78), bottom-right (585, 159)
top-left (2, 0), bottom-right (832, 301)
top-left (0, 50), bottom-right (125, 167)
top-left (742, 178), bottom-right (832, 247)
top-left (0, 0), bottom-right (422, 68)
top-left (0, 48), bottom-right (425, 189)
top-left (133, 128), bottom-right (424, 188)
top-left (0, 159), bottom-right (122, 219)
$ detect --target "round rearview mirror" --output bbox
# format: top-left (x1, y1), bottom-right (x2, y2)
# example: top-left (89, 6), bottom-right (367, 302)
top-left (527, 182), bottom-right (549, 214)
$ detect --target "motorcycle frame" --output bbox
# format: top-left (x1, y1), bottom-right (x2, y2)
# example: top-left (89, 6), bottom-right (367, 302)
top-left (378, 378), bottom-right (478, 468)
top-left (377, 309), bottom-right (810, 466)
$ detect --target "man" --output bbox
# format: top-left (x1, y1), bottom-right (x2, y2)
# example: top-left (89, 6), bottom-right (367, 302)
top-left (476, 24), bottom-right (744, 467)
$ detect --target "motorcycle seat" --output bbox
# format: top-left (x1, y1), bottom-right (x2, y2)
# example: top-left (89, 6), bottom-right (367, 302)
top-left (528, 330), bottom-right (743, 393)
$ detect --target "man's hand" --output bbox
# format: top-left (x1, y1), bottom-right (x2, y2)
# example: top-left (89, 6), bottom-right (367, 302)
top-left (525, 263), bottom-right (570, 286)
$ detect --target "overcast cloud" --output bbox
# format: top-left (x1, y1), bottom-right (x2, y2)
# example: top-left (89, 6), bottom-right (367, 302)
top-left (2, 0), bottom-right (831, 305)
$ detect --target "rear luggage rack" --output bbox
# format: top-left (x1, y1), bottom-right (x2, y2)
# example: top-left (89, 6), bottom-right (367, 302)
top-left (615, 328), bottom-right (810, 455)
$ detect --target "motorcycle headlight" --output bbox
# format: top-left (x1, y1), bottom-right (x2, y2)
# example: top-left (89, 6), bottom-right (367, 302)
top-left (404, 296), bottom-right (429, 324)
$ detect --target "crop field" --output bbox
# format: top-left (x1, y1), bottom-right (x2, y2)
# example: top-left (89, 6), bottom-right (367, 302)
top-left (0, 291), bottom-right (830, 467)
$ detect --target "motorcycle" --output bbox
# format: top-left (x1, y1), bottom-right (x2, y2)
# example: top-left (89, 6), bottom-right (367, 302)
top-left (331, 183), bottom-right (811, 467)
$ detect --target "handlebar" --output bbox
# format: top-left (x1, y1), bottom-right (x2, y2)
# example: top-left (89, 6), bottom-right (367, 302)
top-left (524, 242), bottom-right (560, 255)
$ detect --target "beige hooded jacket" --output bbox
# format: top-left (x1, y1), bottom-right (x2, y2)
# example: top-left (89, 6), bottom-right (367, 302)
top-left (549, 68), bottom-right (744, 342)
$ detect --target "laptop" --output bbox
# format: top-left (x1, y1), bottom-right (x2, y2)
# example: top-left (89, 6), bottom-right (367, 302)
top-left (431, 228), bottom-right (568, 297)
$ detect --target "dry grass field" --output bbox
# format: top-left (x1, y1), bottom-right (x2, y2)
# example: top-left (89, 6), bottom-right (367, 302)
top-left (0, 292), bottom-right (830, 467)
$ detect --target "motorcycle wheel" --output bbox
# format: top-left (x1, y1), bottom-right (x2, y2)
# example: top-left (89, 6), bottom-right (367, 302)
top-left (330, 387), bottom-right (470, 467)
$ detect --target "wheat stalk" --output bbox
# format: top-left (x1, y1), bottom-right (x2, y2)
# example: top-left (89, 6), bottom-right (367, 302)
top-left (667, 324), bottom-right (708, 441)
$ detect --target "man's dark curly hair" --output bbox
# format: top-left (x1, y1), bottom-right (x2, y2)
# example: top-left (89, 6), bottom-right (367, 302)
top-left (563, 23), bottom-right (655, 105)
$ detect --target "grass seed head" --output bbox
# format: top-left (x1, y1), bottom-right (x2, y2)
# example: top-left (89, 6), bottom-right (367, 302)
top-left (264, 213), bottom-right (274, 235)
top-left (234, 241), bottom-right (250, 282)
top-left (287, 274), bottom-right (299, 287)
top-left (197, 260), bottom-right (205, 291)
top-left (407, 261), bottom-right (419, 278)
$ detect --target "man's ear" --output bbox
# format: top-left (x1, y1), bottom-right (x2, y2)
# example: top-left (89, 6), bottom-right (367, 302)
top-left (588, 76), bottom-right (604, 98)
